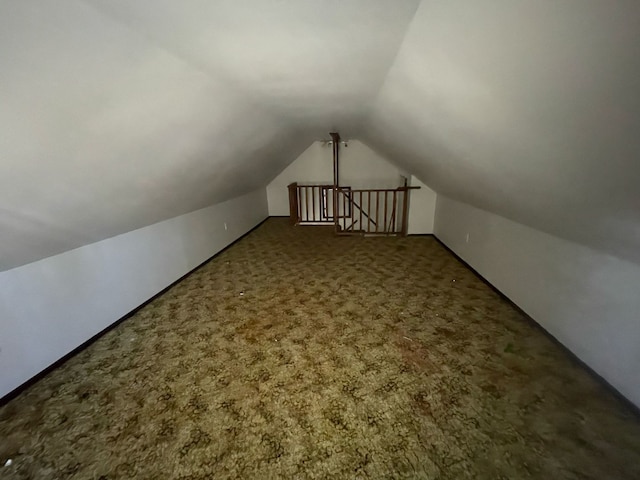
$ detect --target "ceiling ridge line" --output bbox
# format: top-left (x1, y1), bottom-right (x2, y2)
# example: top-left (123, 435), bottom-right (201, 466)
top-left (358, 0), bottom-right (423, 131)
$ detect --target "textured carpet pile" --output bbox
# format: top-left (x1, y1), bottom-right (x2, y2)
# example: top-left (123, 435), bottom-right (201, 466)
top-left (1, 218), bottom-right (639, 479)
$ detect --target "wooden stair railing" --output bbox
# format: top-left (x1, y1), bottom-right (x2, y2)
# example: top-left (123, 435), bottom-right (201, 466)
top-left (289, 183), bottom-right (419, 236)
top-left (339, 190), bottom-right (377, 231)
top-left (288, 183), bottom-right (336, 225)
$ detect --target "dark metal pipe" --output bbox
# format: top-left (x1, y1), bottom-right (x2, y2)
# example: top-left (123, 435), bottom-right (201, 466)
top-left (329, 132), bottom-right (340, 189)
top-left (329, 132), bottom-right (341, 230)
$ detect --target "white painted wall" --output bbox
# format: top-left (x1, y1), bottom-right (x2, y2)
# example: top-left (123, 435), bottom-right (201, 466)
top-left (267, 140), bottom-right (406, 216)
top-left (0, 189), bottom-right (268, 399)
top-left (407, 176), bottom-right (437, 234)
top-left (434, 196), bottom-right (640, 408)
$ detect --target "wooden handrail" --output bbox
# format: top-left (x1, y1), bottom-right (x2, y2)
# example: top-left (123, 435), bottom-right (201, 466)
top-left (295, 184), bottom-right (333, 188)
top-left (337, 187), bottom-right (418, 193)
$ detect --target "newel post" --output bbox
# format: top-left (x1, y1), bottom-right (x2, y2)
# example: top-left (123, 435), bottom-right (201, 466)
top-left (288, 182), bottom-right (299, 225)
top-left (401, 187), bottom-right (409, 236)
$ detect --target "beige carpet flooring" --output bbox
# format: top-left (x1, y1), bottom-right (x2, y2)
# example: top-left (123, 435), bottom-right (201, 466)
top-left (1, 217), bottom-right (639, 479)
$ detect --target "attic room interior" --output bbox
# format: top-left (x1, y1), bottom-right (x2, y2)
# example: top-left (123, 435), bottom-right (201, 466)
top-left (1, 0), bottom-right (640, 478)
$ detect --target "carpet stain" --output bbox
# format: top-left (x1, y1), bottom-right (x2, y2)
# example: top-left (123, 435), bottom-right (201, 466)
top-left (1, 218), bottom-right (639, 479)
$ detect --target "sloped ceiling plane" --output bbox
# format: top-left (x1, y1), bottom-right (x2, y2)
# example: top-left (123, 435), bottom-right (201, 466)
top-left (1, 0), bottom-right (639, 271)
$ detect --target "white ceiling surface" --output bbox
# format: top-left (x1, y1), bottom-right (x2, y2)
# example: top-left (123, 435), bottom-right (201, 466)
top-left (86, 0), bottom-right (421, 132)
top-left (0, 0), bottom-right (418, 271)
top-left (2, 0), bottom-right (640, 271)
top-left (364, 0), bottom-right (640, 264)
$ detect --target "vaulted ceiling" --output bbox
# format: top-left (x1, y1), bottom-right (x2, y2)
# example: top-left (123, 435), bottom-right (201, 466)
top-left (2, 0), bottom-right (639, 271)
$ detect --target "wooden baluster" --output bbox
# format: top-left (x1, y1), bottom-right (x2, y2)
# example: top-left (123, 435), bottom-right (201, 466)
top-left (312, 186), bottom-right (316, 222)
top-left (384, 190), bottom-right (388, 234)
top-left (367, 191), bottom-right (371, 233)
top-left (300, 186), bottom-right (304, 222)
top-left (391, 190), bottom-right (397, 232)
top-left (375, 191), bottom-right (380, 233)
top-left (359, 191), bottom-right (363, 233)
top-left (336, 189), bottom-right (340, 229)
top-left (350, 190), bottom-right (354, 231)
top-left (340, 190), bottom-right (347, 232)
top-left (340, 190), bottom-right (343, 229)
